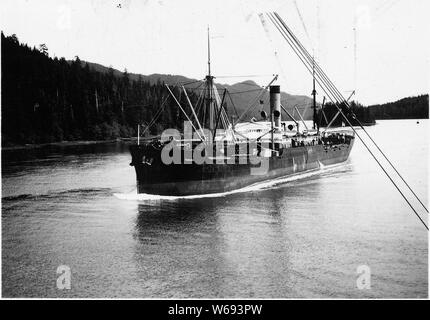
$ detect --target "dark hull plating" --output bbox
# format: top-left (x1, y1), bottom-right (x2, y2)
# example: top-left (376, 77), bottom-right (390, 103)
top-left (130, 138), bottom-right (354, 196)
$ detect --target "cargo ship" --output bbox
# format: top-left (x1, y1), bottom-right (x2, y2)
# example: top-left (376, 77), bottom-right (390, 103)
top-left (129, 85), bottom-right (354, 195)
top-left (129, 16), bottom-right (355, 196)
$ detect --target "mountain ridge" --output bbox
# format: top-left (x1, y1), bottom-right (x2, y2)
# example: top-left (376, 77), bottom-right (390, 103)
top-left (79, 60), bottom-right (315, 120)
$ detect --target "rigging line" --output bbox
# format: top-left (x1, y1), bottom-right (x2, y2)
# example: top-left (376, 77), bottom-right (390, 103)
top-left (272, 11), bottom-right (342, 102)
top-left (227, 90), bottom-right (240, 118)
top-left (140, 107), bottom-right (163, 137)
top-left (294, 103), bottom-right (314, 109)
top-left (322, 94), bottom-right (355, 133)
top-left (299, 26), bottom-right (430, 210)
top-left (140, 94), bottom-right (170, 136)
top-left (232, 129), bottom-right (250, 141)
top-left (284, 47), bottom-right (429, 228)
top-left (186, 82), bottom-right (205, 91)
top-left (267, 12), bottom-right (336, 102)
top-left (269, 12), bottom-right (428, 227)
top-left (375, 0), bottom-right (395, 13)
top-left (189, 87), bottom-right (223, 91)
top-left (165, 84), bottom-right (204, 142)
top-left (351, 115), bottom-right (429, 213)
top-left (233, 81), bottom-right (267, 88)
top-left (242, 120), bottom-right (272, 127)
top-left (256, 128), bottom-right (276, 141)
top-left (274, 12), bottom-right (429, 213)
top-left (258, 13), bottom-right (289, 85)
top-left (330, 101), bottom-right (429, 230)
top-left (219, 94), bottom-right (230, 128)
top-left (213, 89), bottom-right (227, 141)
top-left (273, 12), bottom-right (344, 105)
top-left (181, 79), bottom-right (205, 86)
top-left (276, 11), bottom-right (419, 185)
top-left (195, 88), bottom-right (206, 116)
top-left (272, 10), bottom-right (420, 185)
top-left (228, 88), bottom-right (266, 95)
top-left (293, 0), bottom-right (313, 49)
top-left (182, 85), bottom-right (206, 140)
top-left (141, 96), bottom-right (168, 135)
top-left (193, 83), bottom-right (207, 121)
top-left (212, 83), bottom-right (228, 129)
top-left (187, 82), bottom-right (264, 93)
top-left (294, 105), bottom-right (309, 131)
top-left (268, 13), bottom-right (343, 129)
top-left (373, 0), bottom-right (400, 21)
top-left (212, 82), bottom-right (266, 91)
top-left (301, 51), bottom-right (429, 212)
top-left (320, 96), bottom-right (329, 125)
top-left (280, 17), bottom-right (358, 125)
top-left (234, 75), bottom-right (279, 126)
top-left (271, 12), bottom-right (356, 127)
top-left (281, 104), bottom-right (299, 124)
top-left (216, 74), bottom-right (274, 78)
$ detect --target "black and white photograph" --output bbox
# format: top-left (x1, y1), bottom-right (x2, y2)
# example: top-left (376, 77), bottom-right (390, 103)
top-left (0, 0), bottom-right (428, 304)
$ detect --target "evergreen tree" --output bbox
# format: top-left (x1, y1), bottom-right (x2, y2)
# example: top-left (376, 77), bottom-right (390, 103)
top-left (1, 32), bottom-right (199, 146)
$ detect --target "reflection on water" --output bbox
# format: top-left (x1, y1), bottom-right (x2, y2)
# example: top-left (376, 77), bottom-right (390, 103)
top-left (1, 120), bottom-right (428, 298)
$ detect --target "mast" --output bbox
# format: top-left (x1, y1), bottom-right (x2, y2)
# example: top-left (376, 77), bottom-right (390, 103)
top-left (312, 57), bottom-right (317, 131)
top-left (207, 26), bottom-right (211, 78)
top-left (206, 26), bottom-right (215, 130)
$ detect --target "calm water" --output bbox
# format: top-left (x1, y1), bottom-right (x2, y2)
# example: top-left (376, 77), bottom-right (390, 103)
top-left (1, 120), bottom-right (428, 298)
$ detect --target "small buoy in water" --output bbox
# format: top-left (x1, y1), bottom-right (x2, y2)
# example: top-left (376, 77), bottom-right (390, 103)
top-left (417, 121), bottom-right (420, 124)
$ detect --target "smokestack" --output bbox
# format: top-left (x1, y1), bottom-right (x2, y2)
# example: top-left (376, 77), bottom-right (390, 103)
top-left (270, 85), bottom-right (281, 130)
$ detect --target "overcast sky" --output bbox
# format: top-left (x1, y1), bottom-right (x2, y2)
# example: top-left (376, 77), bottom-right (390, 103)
top-left (1, 0), bottom-right (428, 105)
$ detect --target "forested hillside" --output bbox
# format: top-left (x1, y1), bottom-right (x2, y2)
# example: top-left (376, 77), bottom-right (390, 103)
top-left (2, 32), bottom-right (426, 147)
top-left (81, 61), bottom-right (314, 121)
top-left (317, 101), bottom-right (376, 127)
top-left (1, 32), bottom-right (198, 146)
top-left (315, 94), bottom-right (429, 128)
top-left (368, 95), bottom-right (429, 120)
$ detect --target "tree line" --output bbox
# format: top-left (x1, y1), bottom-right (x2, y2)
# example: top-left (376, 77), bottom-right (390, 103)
top-left (316, 101), bottom-right (376, 127)
top-left (367, 95), bottom-right (428, 120)
top-left (2, 32), bottom-right (427, 147)
top-left (316, 93), bottom-right (428, 128)
top-left (1, 32), bottom-right (198, 146)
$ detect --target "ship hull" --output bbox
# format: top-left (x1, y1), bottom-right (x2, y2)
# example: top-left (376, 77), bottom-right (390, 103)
top-left (130, 138), bottom-right (354, 196)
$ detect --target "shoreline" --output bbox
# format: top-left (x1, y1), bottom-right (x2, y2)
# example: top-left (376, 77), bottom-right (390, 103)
top-left (1, 138), bottom-right (136, 152)
top-left (2, 118), bottom-right (426, 152)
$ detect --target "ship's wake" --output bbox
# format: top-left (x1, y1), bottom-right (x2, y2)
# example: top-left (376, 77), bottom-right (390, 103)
top-left (114, 162), bottom-right (350, 201)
